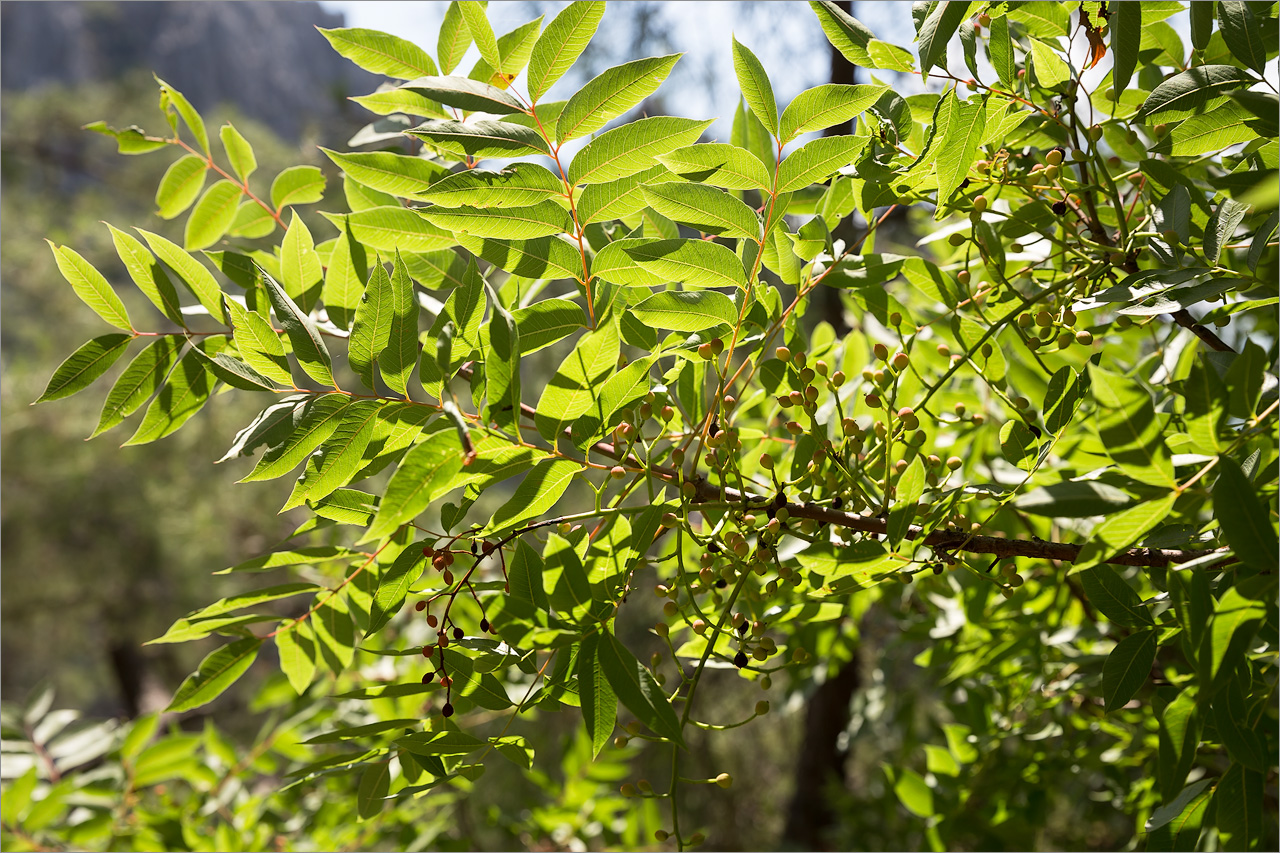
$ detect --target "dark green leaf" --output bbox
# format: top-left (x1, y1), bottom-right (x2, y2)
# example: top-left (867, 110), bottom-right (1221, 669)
top-left (167, 638), bottom-right (262, 712)
top-left (577, 634), bottom-right (617, 757)
top-left (1102, 630), bottom-right (1157, 714)
top-left (260, 266), bottom-right (335, 388)
top-left (598, 630), bottom-right (685, 747)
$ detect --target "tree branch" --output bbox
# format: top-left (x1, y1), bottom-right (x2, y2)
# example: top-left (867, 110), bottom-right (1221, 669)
top-left (455, 366), bottom-right (1231, 570)
top-left (1171, 308), bottom-right (1235, 353)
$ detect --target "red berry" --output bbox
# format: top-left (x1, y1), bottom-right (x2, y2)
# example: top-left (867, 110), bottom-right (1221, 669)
top-left (415, 601), bottom-right (427, 612)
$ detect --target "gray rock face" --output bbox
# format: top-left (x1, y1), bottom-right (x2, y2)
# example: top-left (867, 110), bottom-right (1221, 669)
top-left (1, 1), bottom-right (382, 139)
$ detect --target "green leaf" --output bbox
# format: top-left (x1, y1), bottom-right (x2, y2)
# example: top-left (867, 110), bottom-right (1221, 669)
top-left (35, 333), bottom-right (132, 404)
top-left (1155, 101), bottom-right (1258, 157)
top-left (337, 206), bottom-right (458, 253)
top-left (229, 201), bottom-right (276, 239)
top-left (472, 17), bottom-right (544, 83)
top-left (219, 545), bottom-right (356, 574)
top-left (458, 1), bottom-right (502, 73)
top-left (320, 149), bottom-right (448, 202)
top-left (419, 200), bottom-right (573, 239)
top-left (350, 85), bottom-right (449, 119)
top-left (631, 290), bottom-right (737, 332)
top-left (366, 543), bottom-right (426, 636)
top-left (323, 219), bottom-right (366, 331)
top-left (155, 154), bottom-right (208, 220)
top-left (260, 266), bottom-right (335, 387)
top-left (731, 37), bottom-right (778, 138)
top-left (270, 166), bottom-right (326, 211)
top-left (356, 762), bottom-right (391, 819)
top-left (1043, 364), bottom-right (1091, 434)
top-left (241, 394), bottom-right (350, 481)
top-left (1073, 493), bottom-right (1179, 572)
top-left (1013, 481), bottom-right (1135, 518)
top-left (281, 211), bottom-right (324, 311)
top-left (1138, 65), bottom-right (1258, 121)
top-left (124, 340), bottom-right (220, 445)
top-left (1029, 38), bottom-right (1069, 89)
top-left (402, 76), bottom-right (525, 114)
top-left (1214, 457), bottom-right (1279, 572)
top-left (105, 224), bottom-right (185, 326)
top-left (276, 621), bottom-right (316, 694)
top-left (318, 26), bottom-right (438, 79)
top-left (556, 54), bottom-right (682, 142)
top-left (809, 1), bottom-right (876, 66)
top-left (1205, 197), bottom-right (1251, 264)
top-left (1205, 586), bottom-right (1266, 688)
top-left (407, 118), bottom-right (549, 158)
top-left (184, 180), bottom-right (242, 250)
top-left (576, 165), bottom-right (678, 225)
top-left (219, 123), bottom-right (256, 183)
top-left (528, 0), bottom-right (605, 101)
top-left (48, 242), bottom-right (132, 331)
top-left (157, 77), bottom-right (209, 154)
top-left (313, 593), bottom-right (357, 675)
top-left (917, 1), bottom-right (971, 76)
top-left (396, 730), bottom-right (483, 755)
top-left (1080, 565), bottom-right (1154, 627)
top-left (1218, 1), bottom-right (1267, 73)
top-left (1102, 629), bottom-right (1157, 712)
top-left (623, 238), bottom-right (748, 290)
top-left (598, 630), bottom-right (685, 748)
top-left (988, 14), bottom-right (1015, 89)
top-left (1006, 1), bottom-right (1068, 37)
top-left (350, 260), bottom-right (394, 391)
top-left (1190, 1), bottom-right (1215, 51)
top-left (283, 401), bottom-right (382, 509)
top-left (437, 2), bottom-right (472, 75)
top-left (641, 182), bottom-right (759, 240)
top-left (91, 336), bottom-right (184, 437)
top-left (378, 252), bottom-right (419, 396)
top-left (223, 297), bottom-right (293, 386)
top-left (83, 120), bottom-right (167, 155)
top-left (1088, 365), bottom-right (1176, 489)
top-left (892, 767), bottom-right (935, 817)
top-left (484, 458), bottom-right (583, 535)
top-left (421, 163), bottom-right (563, 208)
top-left (777, 135), bottom-right (868, 193)
top-left (1214, 763), bottom-right (1265, 850)
top-left (135, 228), bottom-right (225, 319)
top-left (457, 235), bottom-right (583, 280)
top-left (362, 429), bottom-right (463, 543)
top-left (569, 116), bottom-right (713, 186)
top-left (887, 455), bottom-right (925, 546)
top-left (167, 638), bottom-right (261, 712)
top-left (1111, 2), bottom-right (1141, 93)
top-left (506, 298), bottom-right (588, 352)
top-left (779, 83), bottom-right (886, 141)
top-left (186, 582), bottom-right (321, 621)
top-left (656, 143), bottom-right (772, 191)
top-left (999, 420), bottom-right (1038, 472)
top-left (484, 281), bottom-right (521, 431)
top-left (935, 91), bottom-right (985, 210)
top-left (577, 634), bottom-right (617, 757)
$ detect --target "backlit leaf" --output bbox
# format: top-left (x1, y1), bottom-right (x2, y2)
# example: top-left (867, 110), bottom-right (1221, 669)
top-left (557, 54), bottom-right (682, 142)
top-left (731, 37), bottom-right (778, 137)
top-left (270, 166), bottom-right (326, 211)
top-left (155, 154), bottom-right (208, 220)
top-left (48, 242), bottom-right (132, 331)
top-left (528, 1), bottom-right (606, 101)
top-left (35, 334), bottom-right (132, 405)
top-left (631, 290), bottom-right (737, 332)
top-left (167, 638), bottom-right (261, 712)
top-left (318, 27), bottom-right (438, 79)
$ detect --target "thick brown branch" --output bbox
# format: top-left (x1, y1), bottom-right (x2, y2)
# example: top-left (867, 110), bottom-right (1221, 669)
top-left (1171, 308), bottom-right (1235, 353)
top-left (454, 366), bottom-right (1230, 570)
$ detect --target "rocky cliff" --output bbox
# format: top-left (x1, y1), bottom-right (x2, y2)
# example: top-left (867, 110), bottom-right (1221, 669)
top-left (1, 1), bottom-right (381, 140)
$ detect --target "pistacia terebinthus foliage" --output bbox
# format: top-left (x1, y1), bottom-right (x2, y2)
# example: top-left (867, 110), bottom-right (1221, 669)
top-left (11, 1), bottom-right (1278, 850)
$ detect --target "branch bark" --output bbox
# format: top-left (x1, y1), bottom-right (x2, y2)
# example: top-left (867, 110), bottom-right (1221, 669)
top-left (456, 367), bottom-right (1231, 570)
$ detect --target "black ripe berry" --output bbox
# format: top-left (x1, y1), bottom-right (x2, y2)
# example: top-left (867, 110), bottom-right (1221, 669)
top-left (933, 564), bottom-right (945, 575)
top-left (733, 651), bottom-right (749, 668)
top-left (1052, 201), bottom-right (1067, 215)
top-left (708, 541), bottom-right (721, 554)
top-left (422, 671), bottom-right (435, 684)
top-left (737, 622), bottom-right (748, 637)
top-left (415, 600), bottom-right (427, 612)
top-left (453, 627), bottom-right (464, 641)
top-left (715, 578), bottom-right (727, 589)
top-left (479, 618), bottom-right (490, 633)
top-left (442, 702), bottom-right (455, 718)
